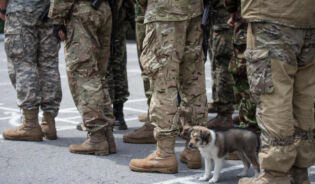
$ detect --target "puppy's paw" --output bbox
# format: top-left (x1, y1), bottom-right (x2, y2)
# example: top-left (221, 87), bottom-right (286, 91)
top-left (208, 178), bottom-right (218, 183)
top-left (199, 176), bottom-right (209, 181)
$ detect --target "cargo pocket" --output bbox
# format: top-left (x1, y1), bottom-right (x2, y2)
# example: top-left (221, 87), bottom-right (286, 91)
top-left (245, 49), bottom-right (274, 100)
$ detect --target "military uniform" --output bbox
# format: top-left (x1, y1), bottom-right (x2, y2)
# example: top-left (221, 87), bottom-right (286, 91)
top-left (2, 0), bottom-right (62, 141)
top-left (49, 0), bottom-right (116, 155)
top-left (122, 2), bottom-right (156, 144)
top-left (224, 2), bottom-right (258, 133)
top-left (224, 0), bottom-right (315, 183)
top-left (129, 0), bottom-right (207, 173)
top-left (4, 0), bottom-right (61, 117)
top-left (106, 0), bottom-right (131, 130)
top-left (207, 0), bottom-right (234, 127)
top-left (135, 3), bottom-right (151, 104)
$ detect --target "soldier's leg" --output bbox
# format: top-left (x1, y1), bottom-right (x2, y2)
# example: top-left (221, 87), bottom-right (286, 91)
top-left (66, 2), bottom-right (114, 155)
top-left (290, 29), bottom-right (315, 184)
top-left (178, 16), bottom-right (207, 169)
top-left (239, 23), bottom-right (314, 184)
top-left (136, 12), bottom-right (151, 120)
top-left (2, 13), bottom-right (43, 141)
top-left (123, 12), bottom-right (155, 143)
top-left (110, 21), bottom-right (129, 130)
top-left (37, 20), bottom-right (62, 140)
top-left (129, 20), bottom-right (188, 174)
top-left (208, 28), bottom-right (234, 128)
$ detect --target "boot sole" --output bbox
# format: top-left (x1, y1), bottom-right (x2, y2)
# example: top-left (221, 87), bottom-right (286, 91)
top-left (123, 137), bottom-right (156, 144)
top-left (180, 157), bottom-right (201, 169)
top-left (70, 150), bottom-right (110, 156)
top-left (129, 164), bottom-right (178, 174)
top-left (3, 135), bottom-right (43, 142)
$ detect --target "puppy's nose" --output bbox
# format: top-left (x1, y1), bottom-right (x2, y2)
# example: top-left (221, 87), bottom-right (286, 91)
top-left (188, 143), bottom-right (194, 149)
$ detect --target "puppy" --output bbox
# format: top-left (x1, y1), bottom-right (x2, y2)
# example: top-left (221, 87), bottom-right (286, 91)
top-left (187, 126), bottom-right (260, 183)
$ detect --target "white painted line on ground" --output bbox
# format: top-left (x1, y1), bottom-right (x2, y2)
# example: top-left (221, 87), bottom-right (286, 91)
top-left (56, 126), bottom-right (76, 131)
top-left (154, 165), bottom-right (244, 184)
top-left (124, 107), bottom-right (147, 113)
top-left (128, 69), bottom-right (141, 73)
top-left (0, 116), bottom-right (12, 120)
top-left (0, 106), bottom-right (20, 112)
top-left (0, 82), bottom-right (11, 86)
top-left (125, 98), bottom-right (147, 104)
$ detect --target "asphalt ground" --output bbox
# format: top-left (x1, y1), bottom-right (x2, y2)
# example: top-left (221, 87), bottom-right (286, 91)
top-left (0, 41), bottom-right (314, 184)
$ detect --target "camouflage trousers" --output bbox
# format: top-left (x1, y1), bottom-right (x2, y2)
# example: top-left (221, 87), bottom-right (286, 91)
top-left (229, 23), bottom-right (258, 133)
top-left (209, 25), bottom-right (234, 115)
top-left (65, 1), bottom-right (114, 132)
top-left (106, 20), bottom-right (130, 104)
top-left (141, 16), bottom-right (208, 140)
top-left (4, 13), bottom-right (62, 117)
top-left (246, 22), bottom-right (315, 173)
top-left (136, 15), bottom-right (151, 105)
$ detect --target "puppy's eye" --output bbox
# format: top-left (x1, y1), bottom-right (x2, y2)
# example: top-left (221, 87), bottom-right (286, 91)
top-left (195, 138), bottom-right (200, 142)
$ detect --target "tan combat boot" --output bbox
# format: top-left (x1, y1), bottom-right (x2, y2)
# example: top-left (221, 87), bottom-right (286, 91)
top-left (123, 122), bottom-right (156, 144)
top-left (69, 129), bottom-right (109, 156)
top-left (129, 137), bottom-right (178, 174)
top-left (207, 113), bottom-right (233, 129)
top-left (138, 112), bottom-right (148, 122)
top-left (41, 112), bottom-right (57, 140)
top-left (3, 109), bottom-right (43, 141)
top-left (289, 166), bottom-right (310, 184)
top-left (238, 171), bottom-right (292, 184)
top-left (207, 103), bottom-right (217, 113)
top-left (105, 127), bottom-right (116, 154)
top-left (180, 143), bottom-right (201, 169)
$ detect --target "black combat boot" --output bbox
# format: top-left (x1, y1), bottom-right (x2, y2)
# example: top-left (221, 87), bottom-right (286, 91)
top-left (113, 102), bottom-right (128, 130)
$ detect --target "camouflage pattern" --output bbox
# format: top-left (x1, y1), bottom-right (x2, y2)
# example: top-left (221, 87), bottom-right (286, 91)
top-left (106, 1), bottom-right (130, 104)
top-left (49, 1), bottom-right (114, 132)
top-left (228, 20), bottom-right (258, 133)
top-left (241, 0), bottom-right (315, 28)
top-left (4, 7), bottom-right (62, 117)
top-left (245, 22), bottom-right (315, 173)
top-left (209, 0), bottom-right (234, 115)
top-left (144, 0), bottom-right (203, 24)
top-left (6, 0), bottom-right (49, 25)
top-left (140, 16), bottom-right (207, 140)
top-left (135, 2), bottom-right (151, 105)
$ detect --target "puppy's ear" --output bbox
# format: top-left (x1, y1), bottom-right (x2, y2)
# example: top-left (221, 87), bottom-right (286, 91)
top-left (201, 131), bottom-right (210, 144)
top-left (181, 126), bottom-right (193, 139)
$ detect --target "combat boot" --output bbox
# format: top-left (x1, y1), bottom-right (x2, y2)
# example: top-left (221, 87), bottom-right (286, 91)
top-left (207, 103), bottom-right (217, 113)
top-left (41, 112), bottom-right (57, 140)
top-left (69, 129), bottom-right (109, 156)
top-left (138, 112), bottom-right (148, 122)
top-left (105, 127), bottom-right (116, 154)
top-left (238, 171), bottom-right (292, 184)
top-left (289, 166), bottom-right (310, 184)
top-left (3, 109), bottom-right (43, 141)
top-left (129, 137), bottom-right (178, 174)
top-left (123, 122), bottom-right (156, 144)
top-left (113, 102), bottom-right (128, 130)
top-left (180, 141), bottom-right (201, 169)
top-left (207, 113), bottom-right (233, 129)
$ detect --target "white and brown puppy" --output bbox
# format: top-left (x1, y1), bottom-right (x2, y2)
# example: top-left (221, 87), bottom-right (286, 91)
top-left (187, 126), bottom-right (260, 183)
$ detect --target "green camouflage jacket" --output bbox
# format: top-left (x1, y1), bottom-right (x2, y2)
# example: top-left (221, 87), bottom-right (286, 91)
top-left (144, 0), bottom-right (203, 24)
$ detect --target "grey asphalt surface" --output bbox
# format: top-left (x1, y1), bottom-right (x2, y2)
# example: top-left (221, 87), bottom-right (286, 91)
top-left (0, 41), bottom-right (314, 184)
